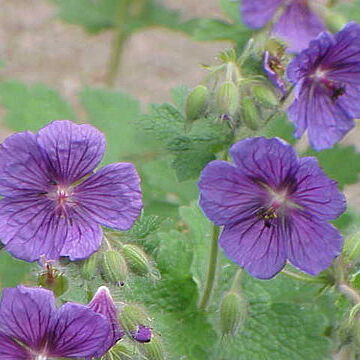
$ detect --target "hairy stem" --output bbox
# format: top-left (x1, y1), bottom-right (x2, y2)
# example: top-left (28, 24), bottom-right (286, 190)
top-left (281, 269), bottom-right (325, 283)
top-left (105, 0), bottom-right (131, 87)
top-left (338, 283), bottom-right (360, 305)
top-left (198, 225), bottom-right (220, 310)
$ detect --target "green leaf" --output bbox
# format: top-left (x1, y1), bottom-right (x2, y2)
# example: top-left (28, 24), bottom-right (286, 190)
top-left (263, 112), bottom-right (296, 144)
top-left (156, 230), bottom-right (192, 279)
top-left (192, 18), bottom-right (251, 43)
top-left (154, 311), bottom-right (217, 360)
top-left (0, 252), bottom-right (35, 288)
top-left (52, 0), bottom-right (117, 33)
top-left (223, 303), bottom-right (331, 360)
top-left (220, 0), bottom-right (241, 22)
top-left (81, 87), bottom-right (154, 164)
top-left (141, 102), bottom-right (184, 142)
top-left (52, 0), bottom-right (193, 35)
top-left (0, 81), bottom-right (75, 131)
top-left (179, 203), bottom-right (212, 297)
top-left (304, 145), bottom-right (360, 189)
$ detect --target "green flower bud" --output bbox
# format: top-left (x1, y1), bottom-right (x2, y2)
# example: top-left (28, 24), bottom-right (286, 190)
top-left (216, 81), bottom-right (239, 116)
top-left (252, 84), bottom-right (278, 107)
top-left (81, 252), bottom-right (99, 280)
top-left (343, 231), bottom-right (360, 264)
top-left (103, 250), bottom-right (128, 285)
top-left (122, 244), bottom-right (152, 276)
top-left (139, 335), bottom-right (166, 360)
top-left (38, 263), bottom-right (68, 297)
top-left (220, 291), bottom-right (247, 336)
top-left (102, 341), bottom-right (135, 360)
top-left (119, 304), bottom-right (150, 336)
top-left (185, 85), bottom-right (208, 125)
top-left (240, 97), bottom-right (259, 131)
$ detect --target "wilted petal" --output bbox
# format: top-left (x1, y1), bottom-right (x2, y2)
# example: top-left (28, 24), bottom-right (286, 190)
top-left (273, 0), bottom-right (325, 53)
top-left (199, 160), bottom-right (266, 226)
top-left (74, 163), bottom-right (142, 231)
top-left (88, 286), bottom-right (123, 356)
top-left (263, 51), bottom-right (287, 95)
top-left (49, 303), bottom-right (111, 358)
top-left (220, 218), bottom-right (287, 279)
top-left (0, 333), bottom-right (30, 360)
top-left (0, 197), bottom-right (67, 261)
top-left (240, 0), bottom-right (282, 29)
top-left (37, 120), bottom-right (105, 185)
top-left (291, 157), bottom-right (346, 220)
top-left (229, 137), bottom-right (299, 188)
top-left (0, 286), bottom-right (56, 352)
top-left (0, 132), bottom-right (50, 197)
top-left (286, 211), bottom-right (342, 275)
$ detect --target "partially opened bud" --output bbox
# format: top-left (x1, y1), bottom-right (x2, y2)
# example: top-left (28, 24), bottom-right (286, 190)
top-left (88, 286), bottom-right (124, 354)
top-left (185, 85), bottom-right (208, 125)
top-left (240, 97), bottom-right (259, 131)
top-left (119, 304), bottom-right (152, 343)
top-left (122, 244), bottom-right (152, 276)
top-left (103, 250), bottom-right (128, 285)
top-left (216, 81), bottom-right (239, 116)
top-left (220, 291), bottom-right (247, 336)
top-left (139, 335), bottom-right (166, 360)
top-left (81, 252), bottom-right (99, 280)
top-left (38, 262), bottom-right (68, 297)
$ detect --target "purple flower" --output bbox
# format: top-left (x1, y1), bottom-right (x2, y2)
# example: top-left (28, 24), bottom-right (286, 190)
top-left (198, 137), bottom-right (345, 279)
top-left (0, 120), bottom-right (142, 262)
top-left (0, 286), bottom-right (113, 359)
top-left (88, 286), bottom-right (124, 356)
top-left (287, 22), bottom-right (360, 150)
top-left (241, 0), bottom-right (326, 52)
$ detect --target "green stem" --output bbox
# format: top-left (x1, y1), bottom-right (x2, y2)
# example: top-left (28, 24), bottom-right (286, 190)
top-left (198, 225), bottom-right (220, 310)
top-left (105, 0), bottom-right (131, 87)
top-left (337, 283), bottom-right (360, 305)
top-left (281, 269), bottom-right (325, 284)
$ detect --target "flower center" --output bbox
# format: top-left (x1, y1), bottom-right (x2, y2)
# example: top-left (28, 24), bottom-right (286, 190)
top-left (311, 67), bottom-right (346, 101)
top-left (35, 355), bottom-right (47, 360)
top-left (46, 185), bottom-right (74, 216)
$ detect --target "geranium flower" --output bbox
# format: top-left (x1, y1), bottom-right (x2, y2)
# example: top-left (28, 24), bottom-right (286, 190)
top-left (287, 22), bottom-right (360, 150)
top-left (0, 120), bottom-right (142, 262)
top-left (241, 0), bottom-right (326, 52)
top-left (198, 137), bottom-right (345, 279)
top-left (0, 286), bottom-right (113, 359)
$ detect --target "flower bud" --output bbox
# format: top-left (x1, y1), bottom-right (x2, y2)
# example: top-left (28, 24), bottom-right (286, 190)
top-left (185, 85), bottom-right (208, 125)
top-left (240, 97), bottom-right (259, 131)
top-left (103, 341), bottom-right (135, 359)
top-left (216, 81), bottom-right (239, 116)
top-left (38, 263), bottom-right (68, 297)
top-left (139, 335), bottom-right (165, 360)
top-left (81, 252), bottom-right (99, 280)
top-left (252, 84), bottom-right (278, 107)
top-left (343, 231), bottom-right (360, 264)
top-left (119, 304), bottom-right (152, 343)
top-left (103, 250), bottom-right (128, 285)
top-left (122, 244), bottom-right (152, 277)
top-left (219, 291), bottom-right (247, 336)
top-left (88, 286), bottom-right (124, 351)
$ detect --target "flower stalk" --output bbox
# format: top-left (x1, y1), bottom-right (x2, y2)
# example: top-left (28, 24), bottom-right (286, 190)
top-left (198, 224), bottom-right (220, 310)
